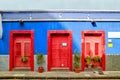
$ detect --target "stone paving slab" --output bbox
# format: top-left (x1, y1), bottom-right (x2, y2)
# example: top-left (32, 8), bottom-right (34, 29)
top-left (0, 71), bottom-right (120, 79)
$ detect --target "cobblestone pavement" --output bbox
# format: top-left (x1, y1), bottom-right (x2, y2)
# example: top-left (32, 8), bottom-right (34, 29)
top-left (0, 71), bottom-right (120, 80)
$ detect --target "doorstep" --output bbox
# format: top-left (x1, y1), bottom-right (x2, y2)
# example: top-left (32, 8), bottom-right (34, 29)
top-left (12, 67), bottom-right (31, 71)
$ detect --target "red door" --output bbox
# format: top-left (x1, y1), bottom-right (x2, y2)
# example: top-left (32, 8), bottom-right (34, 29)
top-left (48, 30), bottom-right (72, 71)
top-left (10, 30), bottom-right (34, 71)
top-left (82, 31), bottom-right (105, 71)
top-left (51, 34), bottom-right (69, 68)
top-left (14, 37), bottom-right (31, 67)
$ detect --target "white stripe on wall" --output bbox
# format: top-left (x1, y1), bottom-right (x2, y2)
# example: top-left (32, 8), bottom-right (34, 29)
top-left (108, 32), bottom-right (120, 38)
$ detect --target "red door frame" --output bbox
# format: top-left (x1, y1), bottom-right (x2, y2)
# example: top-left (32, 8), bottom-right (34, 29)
top-left (48, 30), bottom-right (72, 71)
top-left (10, 30), bottom-right (34, 71)
top-left (81, 30), bottom-right (106, 71)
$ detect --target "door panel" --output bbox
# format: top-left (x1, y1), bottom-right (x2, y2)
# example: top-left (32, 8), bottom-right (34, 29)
top-left (51, 35), bottom-right (69, 68)
top-left (23, 42), bottom-right (31, 67)
top-left (15, 43), bottom-right (21, 56)
top-left (95, 43), bottom-right (99, 55)
top-left (14, 37), bottom-right (31, 68)
top-left (24, 42), bottom-right (31, 56)
top-left (14, 56), bottom-right (23, 67)
top-left (86, 43), bottom-right (90, 56)
top-left (14, 42), bottom-right (21, 67)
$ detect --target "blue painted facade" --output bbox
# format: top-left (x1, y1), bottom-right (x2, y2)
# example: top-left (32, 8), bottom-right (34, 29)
top-left (1, 11), bottom-right (120, 55)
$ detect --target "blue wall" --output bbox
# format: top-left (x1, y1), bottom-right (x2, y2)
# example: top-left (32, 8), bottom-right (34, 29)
top-left (0, 21), bottom-right (120, 55)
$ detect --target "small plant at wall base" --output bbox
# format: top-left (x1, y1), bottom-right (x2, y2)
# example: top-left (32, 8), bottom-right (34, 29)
top-left (36, 52), bottom-right (45, 73)
top-left (93, 56), bottom-right (101, 63)
top-left (21, 56), bottom-right (27, 63)
top-left (93, 56), bottom-right (102, 68)
top-left (73, 50), bottom-right (80, 73)
top-left (85, 56), bottom-right (92, 68)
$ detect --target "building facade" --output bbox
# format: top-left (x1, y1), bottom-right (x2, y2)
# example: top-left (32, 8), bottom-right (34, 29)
top-left (0, 10), bottom-right (120, 71)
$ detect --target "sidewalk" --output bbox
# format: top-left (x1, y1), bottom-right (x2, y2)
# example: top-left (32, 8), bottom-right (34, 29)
top-left (0, 71), bottom-right (120, 79)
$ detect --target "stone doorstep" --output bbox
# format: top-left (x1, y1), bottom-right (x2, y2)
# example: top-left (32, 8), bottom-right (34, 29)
top-left (51, 67), bottom-right (69, 72)
top-left (13, 67), bottom-right (31, 71)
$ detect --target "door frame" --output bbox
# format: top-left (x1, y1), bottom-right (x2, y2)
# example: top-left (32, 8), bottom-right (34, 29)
top-left (81, 30), bottom-right (106, 71)
top-left (10, 30), bottom-right (34, 71)
top-left (48, 30), bottom-right (72, 71)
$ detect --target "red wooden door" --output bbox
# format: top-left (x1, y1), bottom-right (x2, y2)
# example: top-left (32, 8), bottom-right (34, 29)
top-left (51, 34), bottom-right (69, 68)
top-left (81, 31), bottom-right (106, 71)
top-left (14, 37), bottom-right (31, 68)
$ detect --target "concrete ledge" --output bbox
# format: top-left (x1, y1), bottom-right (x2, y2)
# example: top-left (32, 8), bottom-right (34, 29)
top-left (0, 71), bottom-right (120, 79)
